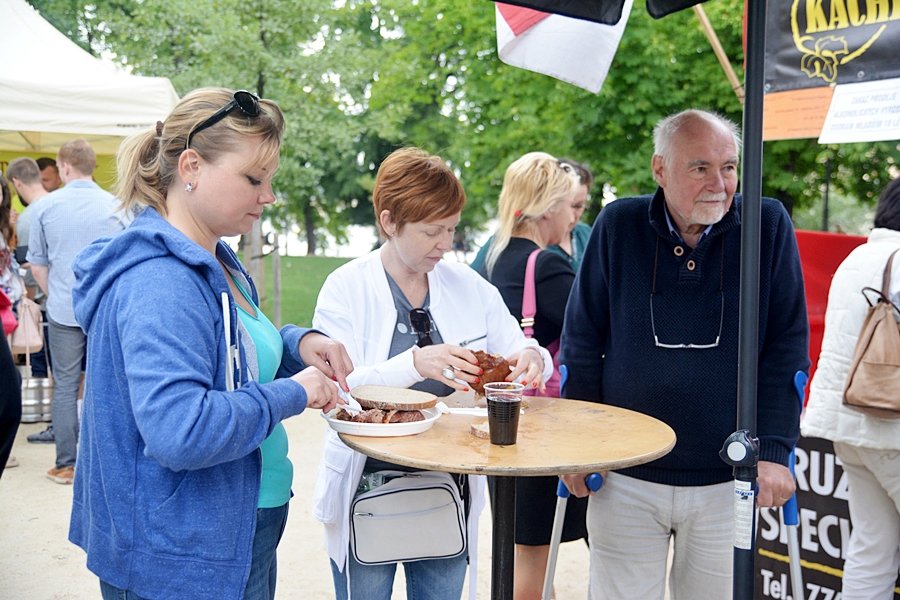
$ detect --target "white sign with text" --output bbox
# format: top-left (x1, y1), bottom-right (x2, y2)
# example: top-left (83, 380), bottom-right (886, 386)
top-left (819, 78), bottom-right (900, 144)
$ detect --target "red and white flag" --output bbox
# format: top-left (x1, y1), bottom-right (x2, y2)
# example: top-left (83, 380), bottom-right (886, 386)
top-left (495, 0), bottom-right (633, 94)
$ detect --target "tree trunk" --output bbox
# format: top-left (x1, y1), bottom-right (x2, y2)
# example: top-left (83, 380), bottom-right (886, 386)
top-left (252, 69), bottom-right (267, 304)
top-left (247, 220), bottom-right (265, 302)
top-left (304, 201), bottom-right (317, 256)
top-left (272, 233), bottom-right (282, 328)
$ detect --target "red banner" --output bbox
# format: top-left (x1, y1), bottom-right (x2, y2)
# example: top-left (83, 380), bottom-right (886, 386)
top-left (756, 230), bottom-right (900, 599)
top-left (794, 229), bottom-right (865, 391)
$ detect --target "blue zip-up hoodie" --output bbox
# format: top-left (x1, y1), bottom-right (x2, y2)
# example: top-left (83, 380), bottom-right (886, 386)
top-left (69, 208), bottom-right (312, 599)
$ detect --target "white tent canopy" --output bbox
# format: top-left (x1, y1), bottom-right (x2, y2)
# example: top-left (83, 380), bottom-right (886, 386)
top-left (0, 0), bottom-right (179, 155)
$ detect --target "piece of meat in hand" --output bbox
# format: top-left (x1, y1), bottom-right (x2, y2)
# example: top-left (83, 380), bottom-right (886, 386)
top-left (471, 350), bottom-right (511, 396)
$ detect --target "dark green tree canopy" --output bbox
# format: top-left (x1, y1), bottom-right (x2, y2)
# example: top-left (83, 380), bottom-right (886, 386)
top-left (28, 0), bottom-right (898, 247)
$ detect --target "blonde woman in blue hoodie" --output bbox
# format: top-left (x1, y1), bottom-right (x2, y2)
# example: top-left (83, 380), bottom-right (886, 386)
top-left (70, 88), bottom-right (353, 600)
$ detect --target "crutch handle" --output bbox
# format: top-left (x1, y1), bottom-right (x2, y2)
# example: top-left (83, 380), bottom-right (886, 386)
top-left (793, 371), bottom-right (808, 411)
top-left (556, 473), bottom-right (603, 498)
top-left (784, 370), bottom-right (808, 600)
top-left (784, 371), bottom-right (808, 525)
top-left (783, 450), bottom-right (800, 526)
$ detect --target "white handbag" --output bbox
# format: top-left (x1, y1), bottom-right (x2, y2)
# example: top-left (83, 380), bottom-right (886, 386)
top-left (350, 470), bottom-right (466, 565)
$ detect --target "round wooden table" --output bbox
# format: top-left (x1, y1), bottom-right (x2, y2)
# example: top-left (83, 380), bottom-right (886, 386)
top-left (340, 397), bottom-right (676, 600)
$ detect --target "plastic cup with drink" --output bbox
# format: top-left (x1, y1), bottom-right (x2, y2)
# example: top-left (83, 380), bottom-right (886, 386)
top-left (484, 381), bottom-right (524, 445)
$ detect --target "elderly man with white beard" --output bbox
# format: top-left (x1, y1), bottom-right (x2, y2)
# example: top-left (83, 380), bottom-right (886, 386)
top-left (559, 109), bottom-right (810, 600)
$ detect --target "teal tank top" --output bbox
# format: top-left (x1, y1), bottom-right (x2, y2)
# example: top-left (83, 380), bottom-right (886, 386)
top-left (232, 278), bottom-right (293, 509)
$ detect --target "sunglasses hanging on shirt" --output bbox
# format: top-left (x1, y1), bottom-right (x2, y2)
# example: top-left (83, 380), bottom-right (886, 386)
top-left (649, 237), bottom-right (725, 350)
top-left (409, 308), bottom-right (435, 347)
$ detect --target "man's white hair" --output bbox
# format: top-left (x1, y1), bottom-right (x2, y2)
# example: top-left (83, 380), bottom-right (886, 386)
top-left (653, 109), bottom-right (742, 167)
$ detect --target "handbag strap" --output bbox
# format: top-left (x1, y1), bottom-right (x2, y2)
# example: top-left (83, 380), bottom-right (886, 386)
top-left (24, 318), bottom-right (52, 384)
top-left (881, 249), bottom-right (899, 296)
top-left (520, 249), bottom-right (541, 338)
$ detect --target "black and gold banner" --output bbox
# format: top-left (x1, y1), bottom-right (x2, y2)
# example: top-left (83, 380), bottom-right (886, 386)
top-left (756, 436), bottom-right (900, 599)
top-left (765, 0), bottom-right (900, 92)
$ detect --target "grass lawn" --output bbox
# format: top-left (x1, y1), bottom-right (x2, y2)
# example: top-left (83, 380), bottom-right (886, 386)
top-left (257, 255), bottom-right (352, 327)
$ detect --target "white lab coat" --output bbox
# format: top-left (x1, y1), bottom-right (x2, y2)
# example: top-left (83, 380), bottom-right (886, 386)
top-left (312, 248), bottom-right (552, 599)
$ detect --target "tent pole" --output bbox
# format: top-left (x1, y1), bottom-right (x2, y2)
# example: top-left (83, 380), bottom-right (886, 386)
top-left (719, 0), bottom-right (767, 598)
top-left (692, 5), bottom-right (745, 104)
top-left (16, 131), bottom-right (38, 151)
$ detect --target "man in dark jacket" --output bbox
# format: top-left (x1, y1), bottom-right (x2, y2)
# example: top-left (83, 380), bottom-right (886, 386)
top-left (559, 109), bottom-right (810, 600)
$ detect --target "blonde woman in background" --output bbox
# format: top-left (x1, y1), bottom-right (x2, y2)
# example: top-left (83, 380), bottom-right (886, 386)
top-left (482, 152), bottom-right (582, 600)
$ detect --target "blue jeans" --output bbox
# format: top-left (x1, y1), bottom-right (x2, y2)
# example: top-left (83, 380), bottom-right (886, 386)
top-left (48, 319), bottom-right (84, 469)
top-left (97, 504), bottom-right (289, 600)
top-left (244, 503), bottom-right (290, 600)
top-left (330, 552), bottom-right (468, 600)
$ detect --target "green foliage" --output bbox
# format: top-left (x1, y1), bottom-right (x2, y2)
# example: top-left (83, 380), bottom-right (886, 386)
top-left (27, 0), bottom-right (99, 54)
top-left (29, 0), bottom-right (376, 251)
top-left (792, 191), bottom-right (876, 235)
top-left (258, 255), bottom-right (350, 327)
top-left (27, 0), bottom-right (899, 244)
top-left (763, 139), bottom-right (898, 218)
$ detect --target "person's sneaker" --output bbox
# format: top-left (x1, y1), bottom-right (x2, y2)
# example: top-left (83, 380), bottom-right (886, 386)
top-left (5, 456), bottom-right (19, 469)
top-left (46, 465), bottom-right (74, 485)
top-left (27, 425), bottom-right (54, 444)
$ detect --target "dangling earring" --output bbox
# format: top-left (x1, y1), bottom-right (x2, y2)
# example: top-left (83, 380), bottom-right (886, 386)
top-left (185, 182), bottom-right (194, 192)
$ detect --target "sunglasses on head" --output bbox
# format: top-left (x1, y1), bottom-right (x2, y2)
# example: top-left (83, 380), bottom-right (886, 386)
top-left (557, 160), bottom-right (575, 174)
top-left (185, 90), bottom-right (261, 151)
top-left (409, 308), bottom-right (434, 347)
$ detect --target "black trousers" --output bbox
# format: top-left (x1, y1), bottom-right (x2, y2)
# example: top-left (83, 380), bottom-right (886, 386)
top-left (0, 335), bottom-right (22, 479)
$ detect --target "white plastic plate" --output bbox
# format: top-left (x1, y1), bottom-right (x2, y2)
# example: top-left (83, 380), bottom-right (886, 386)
top-left (321, 407), bottom-right (441, 437)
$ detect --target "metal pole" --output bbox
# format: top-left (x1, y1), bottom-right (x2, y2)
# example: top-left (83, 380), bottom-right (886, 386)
top-left (492, 476), bottom-right (516, 600)
top-left (822, 158), bottom-right (832, 232)
top-left (542, 474), bottom-right (603, 600)
top-left (722, 0), bottom-right (767, 598)
top-left (786, 371), bottom-right (809, 600)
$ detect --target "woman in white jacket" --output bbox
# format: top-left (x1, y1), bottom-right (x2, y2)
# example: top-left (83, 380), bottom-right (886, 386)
top-left (802, 177), bottom-right (900, 600)
top-left (312, 147), bottom-right (552, 600)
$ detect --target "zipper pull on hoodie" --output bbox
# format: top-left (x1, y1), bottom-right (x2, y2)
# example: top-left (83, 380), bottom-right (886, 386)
top-left (221, 291), bottom-right (237, 392)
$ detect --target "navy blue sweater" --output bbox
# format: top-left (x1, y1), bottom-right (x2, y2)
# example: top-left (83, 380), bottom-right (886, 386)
top-left (560, 190), bottom-right (809, 486)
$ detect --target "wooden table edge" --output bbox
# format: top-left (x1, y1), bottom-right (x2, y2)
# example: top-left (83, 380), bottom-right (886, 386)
top-left (339, 398), bottom-right (677, 477)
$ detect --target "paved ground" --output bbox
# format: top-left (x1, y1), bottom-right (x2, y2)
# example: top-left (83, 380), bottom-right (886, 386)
top-left (1, 415), bottom-right (591, 599)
